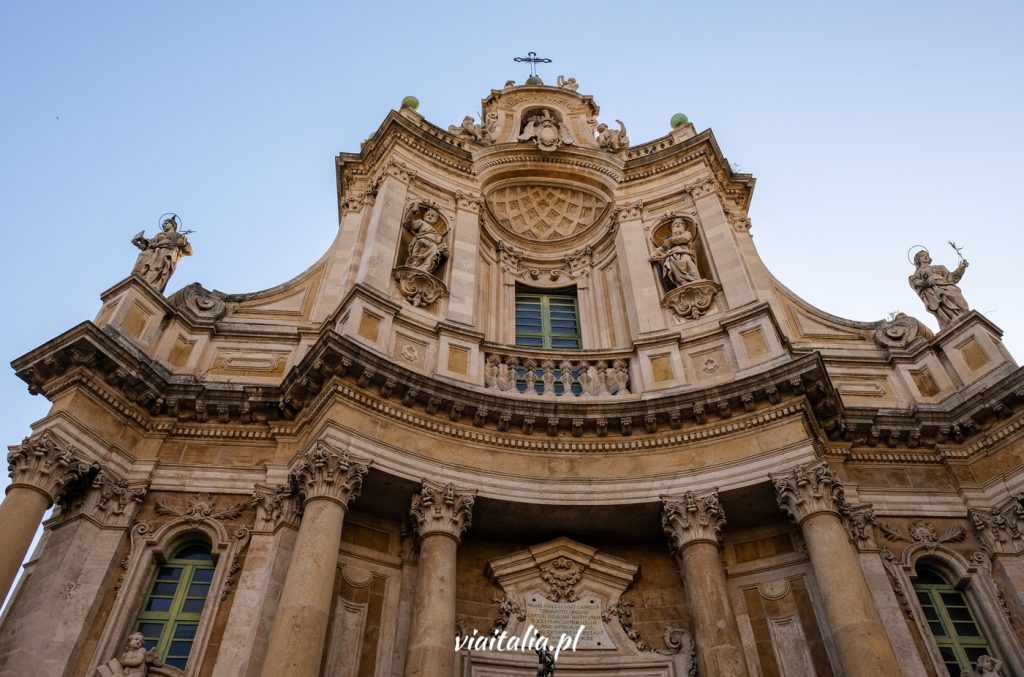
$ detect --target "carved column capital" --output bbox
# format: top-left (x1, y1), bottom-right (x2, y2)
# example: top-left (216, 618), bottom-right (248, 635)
top-left (251, 483), bottom-right (302, 532)
top-left (6, 431), bottom-right (95, 506)
top-left (771, 459), bottom-right (845, 525)
top-left (408, 480), bottom-right (476, 544)
top-left (288, 441), bottom-right (370, 510)
top-left (662, 490), bottom-right (726, 550)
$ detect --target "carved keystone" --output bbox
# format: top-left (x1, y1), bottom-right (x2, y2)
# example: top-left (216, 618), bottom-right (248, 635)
top-left (287, 440), bottom-right (369, 509)
top-left (408, 480), bottom-right (475, 543)
top-left (771, 458), bottom-right (845, 525)
top-left (662, 489), bottom-right (726, 550)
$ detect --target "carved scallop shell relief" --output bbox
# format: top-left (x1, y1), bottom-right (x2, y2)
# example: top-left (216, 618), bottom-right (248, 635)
top-left (487, 185), bottom-right (606, 240)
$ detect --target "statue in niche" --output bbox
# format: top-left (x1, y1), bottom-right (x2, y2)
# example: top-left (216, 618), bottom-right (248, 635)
top-left (908, 246), bottom-right (969, 328)
top-left (651, 219), bottom-right (702, 289)
top-left (556, 74), bottom-right (579, 91)
top-left (518, 108), bottom-right (574, 152)
top-left (95, 632), bottom-right (161, 677)
top-left (535, 642), bottom-right (556, 677)
top-left (130, 215), bottom-right (193, 293)
top-left (404, 208), bottom-right (448, 273)
top-left (448, 112), bottom-right (498, 145)
top-left (595, 119), bottom-right (629, 151)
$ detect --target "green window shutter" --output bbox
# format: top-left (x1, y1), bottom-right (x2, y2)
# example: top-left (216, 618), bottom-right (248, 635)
top-left (134, 543), bottom-right (215, 670)
top-left (515, 291), bottom-right (580, 349)
top-left (912, 566), bottom-right (992, 674)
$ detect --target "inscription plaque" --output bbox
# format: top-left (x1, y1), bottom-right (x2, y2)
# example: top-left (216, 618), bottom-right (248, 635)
top-left (524, 595), bottom-right (616, 650)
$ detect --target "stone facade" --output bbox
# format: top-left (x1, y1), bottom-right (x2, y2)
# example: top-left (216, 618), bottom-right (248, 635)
top-left (2, 76), bottom-right (1023, 677)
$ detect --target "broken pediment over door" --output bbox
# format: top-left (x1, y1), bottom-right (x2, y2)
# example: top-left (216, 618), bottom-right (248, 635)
top-left (460, 537), bottom-right (695, 676)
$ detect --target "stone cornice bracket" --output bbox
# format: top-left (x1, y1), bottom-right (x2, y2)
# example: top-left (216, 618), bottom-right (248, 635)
top-left (6, 431), bottom-right (95, 505)
top-left (771, 458), bottom-right (845, 526)
top-left (661, 489), bottom-right (726, 551)
top-left (408, 479), bottom-right (476, 544)
top-left (251, 482), bottom-right (302, 532)
top-left (287, 440), bottom-right (370, 510)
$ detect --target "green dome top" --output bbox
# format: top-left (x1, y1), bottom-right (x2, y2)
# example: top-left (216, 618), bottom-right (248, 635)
top-left (670, 113), bottom-right (689, 129)
top-left (525, 75), bottom-right (544, 86)
top-left (401, 95), bottom-right (420, 110)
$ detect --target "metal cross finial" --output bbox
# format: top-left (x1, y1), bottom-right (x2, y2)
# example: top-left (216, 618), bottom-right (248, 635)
top-left (513, 51), bottom-right (552, 77)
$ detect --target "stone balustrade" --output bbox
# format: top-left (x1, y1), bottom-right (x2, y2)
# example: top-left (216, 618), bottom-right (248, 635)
top-left (483, 349), bottom-right (632, 397)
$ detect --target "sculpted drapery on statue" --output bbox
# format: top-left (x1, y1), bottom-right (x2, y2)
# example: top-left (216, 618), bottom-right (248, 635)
top-left (95, 632), bottom-right (161, 677)
top-left (130, 216), bottom-right (193, 293)
top-left (404, 208), bottom-right (448, 273)
top-left (651, 219), bottom-right (703, 290)
top-left (908, 248), bottom-right (970, 328)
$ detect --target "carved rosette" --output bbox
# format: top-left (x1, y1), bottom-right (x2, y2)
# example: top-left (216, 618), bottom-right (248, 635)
top-left (6, 431), bottom-right (95, 505)
top-left (661, 280), bottom-right (720, 321)
top-left (662, 490), bottom-right (726, 550)
top-left (408, 480), bottom-right (475, 543)
top-left (288, 441), bottom-right (370, 509)
top-left (771, 459), bottom-right (845, 525)
top-left (393, 267), bottom-right (449, 308)
top-left (251, 483), bottom-right (302, 532)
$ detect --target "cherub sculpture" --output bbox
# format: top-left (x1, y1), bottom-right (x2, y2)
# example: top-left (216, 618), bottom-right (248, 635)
top-left (131, 215), bottom-right (193, 293)
top-left (556, 74), bottom-right (579, 92)
top-left (908, 246), bottom-right (970, 328)
top-left (595, 119), bottom-right (629, 151)
top-left (95, 632), bottom-right (161, 677)
top-left (971, 654), bottom-right (1003, 676)
top-left (448, 113), bottom-right (498, 144)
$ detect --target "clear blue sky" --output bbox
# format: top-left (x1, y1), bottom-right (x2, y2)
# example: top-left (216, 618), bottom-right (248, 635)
top-left (1, 2), bottom-right (1021, 513)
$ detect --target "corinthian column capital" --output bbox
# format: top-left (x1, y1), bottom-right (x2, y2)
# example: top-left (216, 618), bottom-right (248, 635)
top-left (662, 490), bottom-right (726, 551)
top-left (771, 458), bottom-right (845, 525)
top-left (408, 480), bottom-right (476, 543)
top-left (6, 431), bottom-right (95, 505)
top-left (288, 440), bottom-right (370, 509)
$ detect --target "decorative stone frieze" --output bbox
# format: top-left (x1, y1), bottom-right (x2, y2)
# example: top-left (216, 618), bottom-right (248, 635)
top-left (601, 599), bottom-right (651, 651)
top-left (251, 483), bottom-right (301, 532)
top-left (662, 490), bottom-right (725, 550)
top-left (771, 458), bottom-right (845, 525)
top-left (879, 519), bottom-right (966, 553)
top-left (287, 440), bottom-right (370, 508)
top-left (408, 480), bottom-right (475, 543)
top-left (155, 492), bottom-right (248, 527)
top-left (7, 431), bottom-right (95, 505)
top-left (491, 595), bottom-right (526, 633)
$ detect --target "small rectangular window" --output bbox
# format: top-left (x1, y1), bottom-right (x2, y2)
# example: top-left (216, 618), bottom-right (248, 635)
top-left (515, 289), bottom-right (580, 349)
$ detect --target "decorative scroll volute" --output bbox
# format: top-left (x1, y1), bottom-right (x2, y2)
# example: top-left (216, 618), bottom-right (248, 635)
top-left (662, 490), bottom-right (726, 550)
top-left (408, 480), bottom-right (476, 543)
top-left (771, 458), bottom-right (845, 525)
top-left (7, 431), bottom-right (95, 505)
top-left (288, 441), bottom-right (370, 509)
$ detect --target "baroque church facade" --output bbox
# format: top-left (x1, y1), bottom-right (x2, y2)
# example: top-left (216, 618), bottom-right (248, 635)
top-left (1, 76), bottom-right (1023, 677)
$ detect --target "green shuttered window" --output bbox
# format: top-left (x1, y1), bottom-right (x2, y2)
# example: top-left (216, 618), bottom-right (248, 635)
top-left (133, 543), bottom-right (215, 670)
top-left (913, 566), bottom-right (992, 675)
top-left (515, 290), bottom-right (581, 349)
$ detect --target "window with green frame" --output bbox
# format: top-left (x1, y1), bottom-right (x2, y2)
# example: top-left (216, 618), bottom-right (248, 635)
top-left (514, 289), bottom-right (581, 349)
top-left (913, 565), bottom-right (993, 674)
top-left (133, 542), bottom-right (216, 670)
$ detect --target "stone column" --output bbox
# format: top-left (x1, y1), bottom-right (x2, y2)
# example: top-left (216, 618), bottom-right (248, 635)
top-left (771, 460), bottom-right (901, 677)
top-left (261, 442), bottom-right (370, 677)
top-left (404, 481), bottom-right (475, 677)
top-left (0, 432), bottom-right (93, 602)
top-left (662, 490), bottom-right (750, 677)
